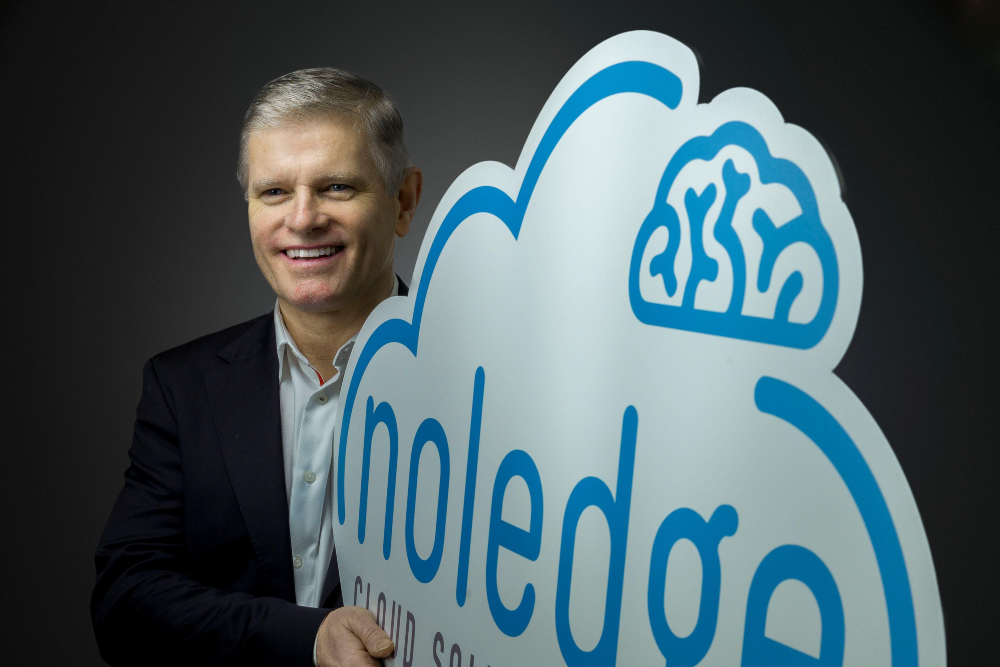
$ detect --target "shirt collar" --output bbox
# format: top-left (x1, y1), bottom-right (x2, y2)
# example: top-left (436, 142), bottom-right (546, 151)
top-left (273, 274), bottom-right (400, 379)
top-left (273, 303), bottom-right (306, 381)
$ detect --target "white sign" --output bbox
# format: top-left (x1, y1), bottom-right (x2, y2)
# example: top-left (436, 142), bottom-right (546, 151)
top-left (333, 31), bottom-right (945, 667)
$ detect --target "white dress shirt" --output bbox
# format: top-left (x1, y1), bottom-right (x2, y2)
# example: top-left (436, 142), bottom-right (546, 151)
top-left (274, 275), bottom-right (399, 610)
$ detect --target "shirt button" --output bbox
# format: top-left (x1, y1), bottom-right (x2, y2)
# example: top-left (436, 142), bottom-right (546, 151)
top-left (304, 470), bottom-right (316, 484)
top-left (292, 556), bottom-right (303, 569)
top-left (317, 394), bottom-right (327, 404)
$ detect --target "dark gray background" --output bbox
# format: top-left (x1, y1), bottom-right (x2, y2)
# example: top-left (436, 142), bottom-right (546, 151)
top-left (1, 0), bottom-right (996, 664)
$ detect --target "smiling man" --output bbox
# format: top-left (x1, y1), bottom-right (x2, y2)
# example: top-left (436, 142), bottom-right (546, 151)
top-left (92, 69), bottom-right (421, 667)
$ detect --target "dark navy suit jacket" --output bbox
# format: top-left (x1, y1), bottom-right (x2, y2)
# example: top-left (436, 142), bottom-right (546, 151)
top-left (92, 279), bottom-right (407, 666)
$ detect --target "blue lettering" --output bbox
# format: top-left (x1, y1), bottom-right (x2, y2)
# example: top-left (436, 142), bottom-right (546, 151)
top-left (359, 396), bottom-right (399, 559)
top-left (358, 386), bottom-right (852, 667)
top-left (647, 505), bottom-right (738, 666)
top-left (457, 367), bottom-right (486, 606)
top-left (741, 544), bottom-right (844, 666)
top-left (486, 449), bottom-right (544, 636)
top-left (405, 418), bottom-right (451, 583)
top-left (555, 406), bottom-right (638, 666)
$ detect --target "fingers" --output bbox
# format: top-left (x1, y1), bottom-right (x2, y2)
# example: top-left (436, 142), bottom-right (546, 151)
top-left (347, 608), bottom-right (394, 658)
top-left (316, 607), bottom-right (393, 667)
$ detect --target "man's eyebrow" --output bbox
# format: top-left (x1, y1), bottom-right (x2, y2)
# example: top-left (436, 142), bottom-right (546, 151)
top-left (317, 172), bottom-right (368, 185)
top-left (250, 178), bottom-right (284, 192)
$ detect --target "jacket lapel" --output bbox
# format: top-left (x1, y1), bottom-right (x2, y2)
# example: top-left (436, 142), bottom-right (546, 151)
top-left (207, 278), bottom-right (410, 609)
top-left (204, 315), bottom-right (295, 602)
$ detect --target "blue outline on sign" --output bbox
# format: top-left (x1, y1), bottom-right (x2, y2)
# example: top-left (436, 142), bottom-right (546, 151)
top-left (336, 59), bottom-right (919, 666)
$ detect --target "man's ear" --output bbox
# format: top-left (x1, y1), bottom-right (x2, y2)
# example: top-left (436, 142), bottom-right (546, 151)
top-left (395, 167), bottom-right (423, 238)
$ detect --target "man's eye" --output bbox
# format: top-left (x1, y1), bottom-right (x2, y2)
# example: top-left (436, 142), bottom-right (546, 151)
top-left (264, 188), bottom-right (283, 197)
top-left (328, 184), bottom-right (348, 192)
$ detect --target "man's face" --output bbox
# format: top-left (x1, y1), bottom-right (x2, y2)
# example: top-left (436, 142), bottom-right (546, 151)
top-left (246, 117), bottom-right (405, 314)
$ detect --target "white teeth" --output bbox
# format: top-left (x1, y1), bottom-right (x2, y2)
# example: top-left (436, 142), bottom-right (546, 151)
top-left (286, 247), bottom-right (338, 259)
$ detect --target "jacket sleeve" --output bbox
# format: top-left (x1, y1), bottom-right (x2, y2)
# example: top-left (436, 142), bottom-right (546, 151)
top-left (91, 357), bottom-right (330, 666)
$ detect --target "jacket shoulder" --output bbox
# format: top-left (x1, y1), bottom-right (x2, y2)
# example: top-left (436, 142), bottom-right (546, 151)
top-left (148, 313), bottom-right (272, 376)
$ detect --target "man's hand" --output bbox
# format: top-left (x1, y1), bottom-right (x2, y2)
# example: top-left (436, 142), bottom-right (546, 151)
top-left (316, 606), bottom-right (394, 667)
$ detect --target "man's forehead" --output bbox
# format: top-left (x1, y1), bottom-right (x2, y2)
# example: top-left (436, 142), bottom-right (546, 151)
top-left (247, 116), bottom-right (374, 178)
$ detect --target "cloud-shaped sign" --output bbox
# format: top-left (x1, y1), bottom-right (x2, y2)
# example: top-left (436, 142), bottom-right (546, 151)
top-left (334, 31), bottom-right (944, 667)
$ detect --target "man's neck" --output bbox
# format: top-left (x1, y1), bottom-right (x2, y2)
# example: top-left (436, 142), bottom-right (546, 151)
top-left (278, 271), bottom-right (395, 382)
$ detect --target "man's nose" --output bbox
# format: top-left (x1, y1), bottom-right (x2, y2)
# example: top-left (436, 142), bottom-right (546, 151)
top-left (285, 189), bottom-right (328, 233)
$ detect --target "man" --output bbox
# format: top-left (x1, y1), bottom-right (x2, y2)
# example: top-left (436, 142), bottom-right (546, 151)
top-left (92, 68), bottom-right (422, 667)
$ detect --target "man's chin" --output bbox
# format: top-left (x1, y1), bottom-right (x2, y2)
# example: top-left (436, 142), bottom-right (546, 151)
top-left (280, 296), bottom-right (344, 314)
top-left (278, 288), bottom-right (348, 315)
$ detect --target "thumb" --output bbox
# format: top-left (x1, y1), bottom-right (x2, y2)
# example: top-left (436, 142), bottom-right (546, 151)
top-left (349, 609), bottom-right (394, 658)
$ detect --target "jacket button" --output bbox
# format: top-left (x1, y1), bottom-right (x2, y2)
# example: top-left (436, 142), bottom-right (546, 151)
top-left (292, 556), bottom-right (303, 569)
top-left (304, 471), bottom-right (316, 484)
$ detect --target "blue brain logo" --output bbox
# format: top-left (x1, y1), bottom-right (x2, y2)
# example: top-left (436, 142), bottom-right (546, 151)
top-left (629, 122), bottom-right (839, 349)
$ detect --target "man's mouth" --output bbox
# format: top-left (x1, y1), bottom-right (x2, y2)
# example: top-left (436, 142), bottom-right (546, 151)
top-left (284, 246), bottom-right (343, 259)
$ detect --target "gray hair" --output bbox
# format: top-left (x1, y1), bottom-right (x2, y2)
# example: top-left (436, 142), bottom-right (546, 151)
top-left (237, 67), bottom-right (410, 197)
